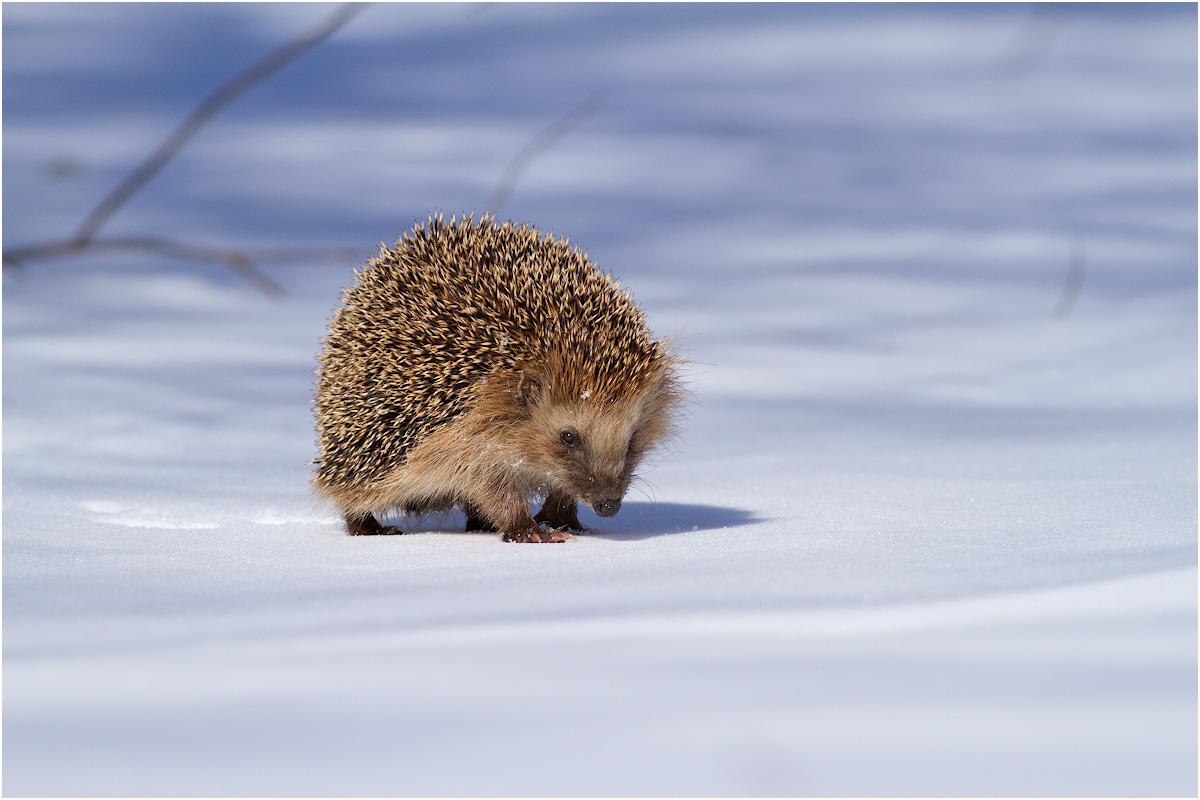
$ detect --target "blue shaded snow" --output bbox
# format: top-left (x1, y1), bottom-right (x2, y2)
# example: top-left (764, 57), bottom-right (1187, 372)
top-left (3, 3), bottom-right (1196, 795)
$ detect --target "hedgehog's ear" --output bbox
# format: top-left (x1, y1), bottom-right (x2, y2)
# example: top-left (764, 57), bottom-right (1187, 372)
top-left (515, 370), bottom-right (543, 409)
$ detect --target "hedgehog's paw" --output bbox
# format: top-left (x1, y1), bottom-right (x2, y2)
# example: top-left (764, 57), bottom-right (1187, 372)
top-left (348, 524), bottom-right (405, 536)
top-left (534, 497), bottom-right (584, 533)
top-left (502, 527), bottom-right (573, 543)
top-left (543, 522), bottom-right (589, 536)
top-left (533, 513), bottom-right (586, 534)
top-left (344, 513), bottom-right (405, 536)
top-left (370, 525), bottom-right (405, 536)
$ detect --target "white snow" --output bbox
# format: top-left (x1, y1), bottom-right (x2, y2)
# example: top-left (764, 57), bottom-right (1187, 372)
top-left (3, 3), bottom-right (1196, 796)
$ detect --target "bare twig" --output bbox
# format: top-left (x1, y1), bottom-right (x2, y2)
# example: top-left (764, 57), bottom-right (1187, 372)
top-left (486, 91), bottom-right (606, 214)
top-left (1053, 236), bottom-right (1086, 319)
top-left (3, 237), bottom-right (367, 296)
top-left (994, 3), bottom-right (1069, 78)
top-left (4, 4), bottom-right (368, 295)
top-left (70, 3), bottom-right (369, 247)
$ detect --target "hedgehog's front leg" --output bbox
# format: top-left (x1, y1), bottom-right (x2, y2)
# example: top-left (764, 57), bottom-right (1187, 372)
top-left (534, 490), bottom-right (585, 533)
top-left (344, 512), bottom-right (404, 536)
top-left (475, 482), bottom-right (572, 544)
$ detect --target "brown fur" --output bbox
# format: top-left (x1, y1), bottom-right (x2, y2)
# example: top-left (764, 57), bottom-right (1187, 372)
top-left (314, 215), bottom-right (682, 543)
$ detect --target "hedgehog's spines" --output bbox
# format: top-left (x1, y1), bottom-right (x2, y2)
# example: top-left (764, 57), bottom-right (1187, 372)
top-left (314, 215), bottom-right (678, 496)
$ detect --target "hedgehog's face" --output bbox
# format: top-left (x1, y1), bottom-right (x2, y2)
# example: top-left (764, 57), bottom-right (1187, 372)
top-left (515, 372), bottom-right (674, 518)
top-left (540, 408), bottom-right (635, 518)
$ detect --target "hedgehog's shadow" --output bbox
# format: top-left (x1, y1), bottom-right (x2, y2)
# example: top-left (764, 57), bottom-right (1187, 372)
top-left (393, 501), bottom-right (760, 540)
top-left (579, 501), bottom-right (760, 540)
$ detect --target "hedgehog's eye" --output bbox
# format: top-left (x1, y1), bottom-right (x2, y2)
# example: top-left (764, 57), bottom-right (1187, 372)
top-left (560, 429), bottom-right (581, 448)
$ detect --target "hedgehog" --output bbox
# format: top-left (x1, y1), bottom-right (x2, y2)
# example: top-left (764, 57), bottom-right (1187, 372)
top-left (313, 215), bottom-right (682, 543)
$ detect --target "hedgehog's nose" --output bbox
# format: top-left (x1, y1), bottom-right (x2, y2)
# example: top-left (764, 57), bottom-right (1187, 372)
top-left (593, 497), bottom-right (621, 517)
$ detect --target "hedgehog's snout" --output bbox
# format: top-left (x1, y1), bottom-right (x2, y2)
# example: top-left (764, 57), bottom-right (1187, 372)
top-left (592, 497), bottom-right (621, 517)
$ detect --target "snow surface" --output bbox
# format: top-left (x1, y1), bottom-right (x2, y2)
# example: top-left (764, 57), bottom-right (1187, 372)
top-left (3, 3), bottom-right (1196, 795)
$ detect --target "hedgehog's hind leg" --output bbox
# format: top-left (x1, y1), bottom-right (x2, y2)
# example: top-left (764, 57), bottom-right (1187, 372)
top-left (463, 502), bottom-right (498, 533)
top-left (534, 490), bottom-right (585, 533)
top-left (344, 512), bottom-right (404, 536)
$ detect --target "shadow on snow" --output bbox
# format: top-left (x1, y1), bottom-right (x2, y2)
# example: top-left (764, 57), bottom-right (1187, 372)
top-left (386, 500), bottom-right (762, 541)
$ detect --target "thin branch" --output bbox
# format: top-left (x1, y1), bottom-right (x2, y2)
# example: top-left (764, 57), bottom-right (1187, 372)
top-left (1053, 236), bottom-right (1086, 320)
top-left (5, 4), bottom-right (368, 295)
top-left (486, 91), bottom-right (606, 214)
top-left (3, 237), bottom-right (367, 297)
top-left (994, 3), bottom-right (1069, 78)
top-left (69, 3), bottom-right (369, 246)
